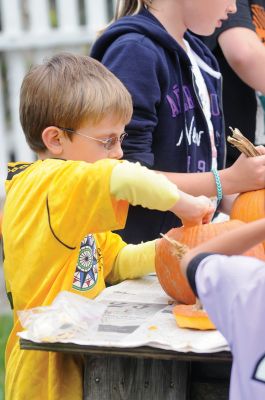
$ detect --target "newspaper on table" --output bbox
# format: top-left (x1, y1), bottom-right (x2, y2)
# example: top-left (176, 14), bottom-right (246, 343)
top-left (18, 274), bottom-right (229, 353)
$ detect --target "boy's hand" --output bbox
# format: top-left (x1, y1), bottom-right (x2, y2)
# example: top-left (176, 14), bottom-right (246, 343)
top-left (170, 191), bottom-right (215, 227)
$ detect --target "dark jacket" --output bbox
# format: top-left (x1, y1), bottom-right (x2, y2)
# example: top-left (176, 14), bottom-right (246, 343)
top-left (91, 8), bottom-right (225, 243)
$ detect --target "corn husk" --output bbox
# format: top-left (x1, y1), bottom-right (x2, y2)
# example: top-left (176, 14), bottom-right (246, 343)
top-left (227, 127), bottom-right (260, 157)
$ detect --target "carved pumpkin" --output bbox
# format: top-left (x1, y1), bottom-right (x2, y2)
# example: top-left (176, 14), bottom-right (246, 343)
top-left (155, 219), bottom-right (265, 305)
top-left (173, 304), bottom-right (215, 330)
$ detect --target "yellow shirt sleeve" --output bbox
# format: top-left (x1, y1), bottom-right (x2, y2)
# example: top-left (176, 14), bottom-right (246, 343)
top-left (95, 231), bottom-right (127, 279)
top-left (106, 240), bottom-right (156, 285)
top-left (110, 161), bottom-right (179, 211)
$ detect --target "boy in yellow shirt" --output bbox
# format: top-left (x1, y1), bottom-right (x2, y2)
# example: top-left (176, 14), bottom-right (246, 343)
top-left (2, 53), bottom-right (213, 400)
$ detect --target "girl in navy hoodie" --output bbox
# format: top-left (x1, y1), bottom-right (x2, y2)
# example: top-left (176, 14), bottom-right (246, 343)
top-left (91, 0), bottom-right (265, 243)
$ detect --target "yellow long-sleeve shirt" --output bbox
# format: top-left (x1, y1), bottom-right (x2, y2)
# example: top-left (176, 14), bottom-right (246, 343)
top-left (3, 158), bottom-right (179, 400)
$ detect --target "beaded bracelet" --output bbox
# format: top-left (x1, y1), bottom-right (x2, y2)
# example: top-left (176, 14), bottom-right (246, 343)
top-left (211, 168), bottom-right (223, 204)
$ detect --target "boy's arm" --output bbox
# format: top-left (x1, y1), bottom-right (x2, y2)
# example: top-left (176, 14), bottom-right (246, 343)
top-left (47, 159), bottom-right (212, 248)
top-left (106, 240), bottom-right (156, 285)
top-left (111, 161), bottom-right (214, 226)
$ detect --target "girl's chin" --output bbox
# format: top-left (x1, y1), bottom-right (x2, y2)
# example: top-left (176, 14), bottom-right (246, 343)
top-left (190, 25), bottom-right (220, 36)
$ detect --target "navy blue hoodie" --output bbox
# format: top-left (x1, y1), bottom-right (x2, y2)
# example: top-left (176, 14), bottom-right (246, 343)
top-left (91, 8), bottom-right (225, 243)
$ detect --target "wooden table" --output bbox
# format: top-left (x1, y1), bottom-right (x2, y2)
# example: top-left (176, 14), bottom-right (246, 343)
top-left (20, 338), bottom-right (232, 400)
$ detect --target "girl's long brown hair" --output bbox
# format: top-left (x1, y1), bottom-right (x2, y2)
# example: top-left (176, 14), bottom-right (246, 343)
top-left (114, 0), bottom-right (148, 20)
top-left (99, 0), bottom-right (150, 35)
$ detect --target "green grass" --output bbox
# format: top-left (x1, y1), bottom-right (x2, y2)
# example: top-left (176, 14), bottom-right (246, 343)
top-left (0, 314), bottom-right (12, 400)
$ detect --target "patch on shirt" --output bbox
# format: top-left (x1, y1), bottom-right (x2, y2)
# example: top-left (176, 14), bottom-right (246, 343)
top-left (72, 234), bottom-right (98, 291)
top-left (253, 353), bottom-right (265, 384)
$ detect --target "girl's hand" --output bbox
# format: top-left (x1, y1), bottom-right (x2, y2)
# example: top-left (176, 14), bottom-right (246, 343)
top-left (222, 151), bottom-right (265, 193)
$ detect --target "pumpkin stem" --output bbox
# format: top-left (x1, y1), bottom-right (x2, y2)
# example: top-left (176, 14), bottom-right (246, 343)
top-left (227, 127), bottom-right (260, 157)
top-left (160, 233), bottom-right (189, 259)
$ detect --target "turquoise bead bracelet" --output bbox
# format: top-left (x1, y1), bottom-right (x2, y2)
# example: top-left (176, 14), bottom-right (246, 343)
top-left (211, 168), bottom-right (223, 204)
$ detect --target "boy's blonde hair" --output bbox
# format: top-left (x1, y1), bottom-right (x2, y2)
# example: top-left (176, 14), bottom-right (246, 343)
top-left (20, 53), bottom-right (133, 152)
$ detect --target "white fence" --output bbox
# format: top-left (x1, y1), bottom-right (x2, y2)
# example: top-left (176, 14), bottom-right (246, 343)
top-left (0, 0), bottom-right (115, 198)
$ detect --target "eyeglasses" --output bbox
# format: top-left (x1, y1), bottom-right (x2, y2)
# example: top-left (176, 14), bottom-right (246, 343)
top-left (58, 127), bottom-right (128, 150)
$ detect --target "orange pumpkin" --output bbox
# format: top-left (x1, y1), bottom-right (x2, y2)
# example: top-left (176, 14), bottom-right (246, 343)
top-left (227, 128), bottom-right (265, 248)
top-left (155, 219), bottom-right (265, 305)
top-left (173, 304), bottom-right (215, 330)
top-left (230, 190), bottom-right (265, 249)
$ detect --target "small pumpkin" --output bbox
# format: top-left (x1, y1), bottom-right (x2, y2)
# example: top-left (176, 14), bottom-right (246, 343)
top-left (228, 128), bottom-right (265, 249)
top-left (173, 304), bottom-right (215, 330)
top-left (155, 219), bottom-right (265, 305)
top-left (230, 190), bottom-right (265, 248)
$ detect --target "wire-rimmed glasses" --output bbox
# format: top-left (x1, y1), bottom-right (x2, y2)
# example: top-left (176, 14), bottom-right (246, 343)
top-left (58, 127), bottom-right (128, 150)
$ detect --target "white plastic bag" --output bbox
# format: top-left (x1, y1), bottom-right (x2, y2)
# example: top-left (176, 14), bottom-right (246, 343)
top-left (18, 291), bottom-right (106, 343)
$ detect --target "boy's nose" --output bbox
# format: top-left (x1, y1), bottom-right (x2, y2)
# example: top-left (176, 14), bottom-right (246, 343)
top-left (109, 144), bottom-right (123, 160)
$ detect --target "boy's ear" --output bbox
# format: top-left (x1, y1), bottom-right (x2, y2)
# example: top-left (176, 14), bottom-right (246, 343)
top-left (42, 127), bottom-right (65, 155)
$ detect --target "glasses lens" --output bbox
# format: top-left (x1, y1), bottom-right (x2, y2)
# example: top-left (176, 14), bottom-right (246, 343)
top-left (104, 138), bottom-right (115, 150)
top-left (105, 133), bottom-right (127, 150)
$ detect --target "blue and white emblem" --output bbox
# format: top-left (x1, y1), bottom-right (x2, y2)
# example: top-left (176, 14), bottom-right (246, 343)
top-left (72, 234), bottom-right (98, 291)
